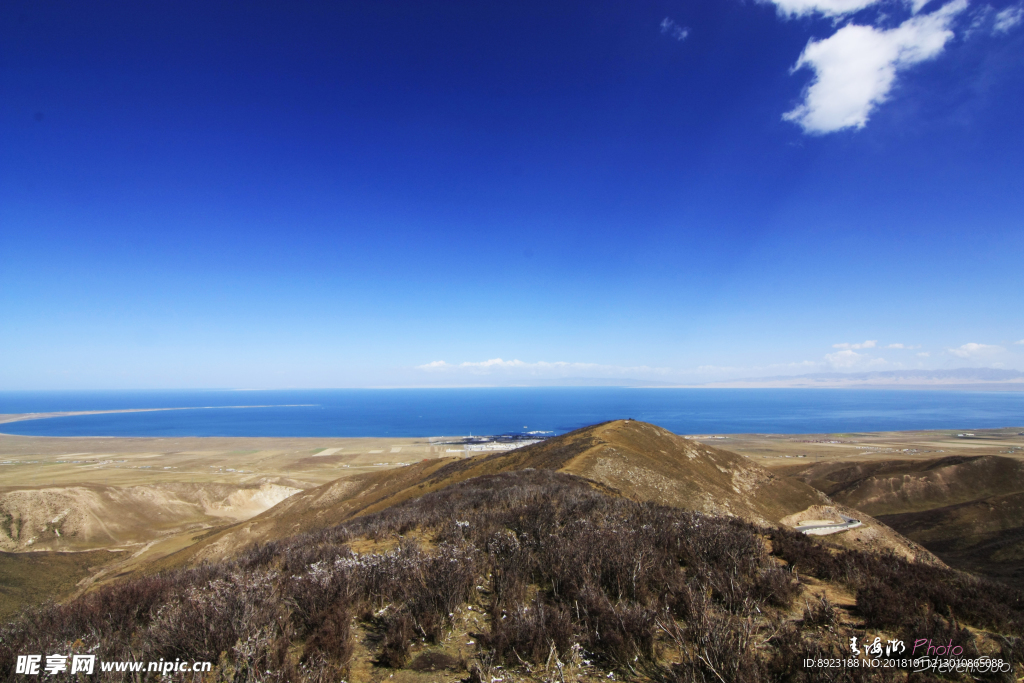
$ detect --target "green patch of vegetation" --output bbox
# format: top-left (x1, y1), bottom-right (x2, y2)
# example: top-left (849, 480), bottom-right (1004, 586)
top-left (0, 549), bottom-right (120, 621)
top-left (189, 525), bottom-right (232, 543)
top-left (0, 511), bottom-right (20, 542)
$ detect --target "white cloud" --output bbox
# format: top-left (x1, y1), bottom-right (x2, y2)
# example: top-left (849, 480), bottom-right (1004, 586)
top-left (694, 360), bottom-right (820, 375)
top-left (965, 5), bottom-right (991, 36)
top-left (947, 342), bottom-right (1004, 358)
top-left (917, 351), bottom-right (931, 357)
top-left (824, 349), bottom-right (862, 367)
top-left (695, 365), bottom-right (746, 374)
top-left (767, 0), bottom-right (882, 18)
top-left (416, 358), bottom-right (670, 377)
top-left (767, 360), bottom-right (821, 369)
top-left (1015, 339), bottom-right (1024, 345)
top-left (765, 0), bottom-right (938, 17)
top-left (824, 349), bottom-right (889, 368)
top-left (887, 342), bottom-right (922, 349)
top-left (459, 358), bottom-right (529, 369)
top-left (660, 17), bottom-right (690, 41)
top-left (784, 0), bottom-right (967, 134)
top-left (697, 360), bottom-right (819, 373)
top-left (994, 4), bottom-right (1024, 30)
top-left (833, 339), bottom-right (878, 349)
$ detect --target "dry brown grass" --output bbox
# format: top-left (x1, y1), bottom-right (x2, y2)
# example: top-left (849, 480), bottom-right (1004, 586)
top-left (162, 421), bottom-right (830, 572)
top-left (4, 468), bottom-right (1021, 682)
top-left (777, 455), bottom-right (1024, 580)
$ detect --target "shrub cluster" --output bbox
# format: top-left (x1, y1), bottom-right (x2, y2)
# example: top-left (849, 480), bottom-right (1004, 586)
top-left (2, 468), bottom-right (1022, 682)
top-left (770, 526), bottom-right (1024, 642)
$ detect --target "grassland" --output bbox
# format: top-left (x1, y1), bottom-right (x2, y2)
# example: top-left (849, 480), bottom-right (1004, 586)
top-left (0, 549), bottom-right (124, 621)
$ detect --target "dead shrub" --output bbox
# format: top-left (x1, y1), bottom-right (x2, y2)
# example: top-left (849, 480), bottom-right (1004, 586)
top-left (482, 598), bottom-right (574, 665)
top-left (857, 579), bottom-right (917, 629)
top-left (754, 565), bottom-right (801, 608)
top-left (407, 542), bottom-right (476, 641)
top-left (302, 603), bottom-right (353, 666)
top-left (286, 563), bottom-right (354, 635)
top-left (898, 610), bottom-right (977, 660)
top-left (802, 593), bottom-right (839, 628)
top-left (666, 608), bottom-right (761, 683)
top-left (377, 610), bottom-right (414, 668)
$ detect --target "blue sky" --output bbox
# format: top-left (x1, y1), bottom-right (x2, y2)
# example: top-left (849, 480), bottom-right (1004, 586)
top-left (2, 0), bottom-right (1022, 389)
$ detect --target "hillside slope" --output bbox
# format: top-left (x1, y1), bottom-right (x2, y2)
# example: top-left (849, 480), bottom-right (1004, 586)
top-left (159, 420), bottom-right (932, 570)
top-left (877, 491), bottom-right (1024, 579)
top-left (780, 455), bottom-right (1024, 515)
top-left (6, 469), bottom-right (1020, 683)
top-left (427, 419), bottom-right (827, 523)
top-left (781, 455), bottom-right (1024, 577)
top-left (0, 482), bottom-right (298, 552)
top-left (155, 458), bottom-right (459, 567)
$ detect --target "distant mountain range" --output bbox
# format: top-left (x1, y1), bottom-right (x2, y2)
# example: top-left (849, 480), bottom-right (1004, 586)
top-left (693, 368), bottom-right (1024, 390)
top-left (479, 368), bottom-right (1024, 389)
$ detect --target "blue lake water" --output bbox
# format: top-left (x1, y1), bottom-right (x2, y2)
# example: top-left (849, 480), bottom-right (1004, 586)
top-left (1, 389), bottom-right (1022, 437)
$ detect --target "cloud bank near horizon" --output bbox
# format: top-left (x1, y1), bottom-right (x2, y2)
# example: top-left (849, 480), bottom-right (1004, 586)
top-left (833, 340), bottom-right (878, 349)
top-left (948, 342), bottom-right (1004, 357)
top-left (416, 358), bottom-right (672, 378)
top-left (416, 337), bottom-right (1021, 383)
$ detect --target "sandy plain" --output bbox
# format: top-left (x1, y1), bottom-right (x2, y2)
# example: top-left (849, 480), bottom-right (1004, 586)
top-left (0, 413), bottom-right (469, 617)
top-left (0, 406), bottom-right (471, 490)
top-left (0, 432), bottom-right (457, 489)
top-left (689, 426), bottom-right (1024, 467)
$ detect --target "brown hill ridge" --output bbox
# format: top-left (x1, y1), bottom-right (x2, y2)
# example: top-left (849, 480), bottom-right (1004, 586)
top-left (781, 454), bottom-right (1024, 515)
top-left (426, 418), bottom-right (828, 522)
top-left (159, 420), bottom-right (937, 570)
top-left (781, 455), bottom-right (1024, 578)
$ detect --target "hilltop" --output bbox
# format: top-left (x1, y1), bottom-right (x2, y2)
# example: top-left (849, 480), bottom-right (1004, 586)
top-left (158, 420), bottom-right (925, 569)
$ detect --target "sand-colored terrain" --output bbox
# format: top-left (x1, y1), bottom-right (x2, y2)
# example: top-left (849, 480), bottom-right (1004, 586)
top-left (689, 426), bottom-right (1024, 467)
top-left (0, 431), bottom-right (461, 489)
top-left (0, 428), bottom-right (461, 617)
top-left (695, 428), bottom-right (1024, 579)
top-left (0, 482), bottom-right (299, 552)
